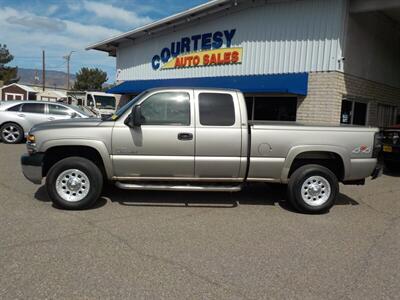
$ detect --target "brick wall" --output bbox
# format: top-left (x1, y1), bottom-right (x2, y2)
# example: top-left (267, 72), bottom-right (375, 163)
top-left (297, 71), bottom-right (400, 126)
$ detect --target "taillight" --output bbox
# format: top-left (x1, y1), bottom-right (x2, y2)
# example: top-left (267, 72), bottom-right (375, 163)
top-left (373, 132), bottom-right (383, 158)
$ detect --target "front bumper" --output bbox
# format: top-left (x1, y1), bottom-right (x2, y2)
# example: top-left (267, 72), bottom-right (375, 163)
top-left (21, 153), bottom-right (44, 185)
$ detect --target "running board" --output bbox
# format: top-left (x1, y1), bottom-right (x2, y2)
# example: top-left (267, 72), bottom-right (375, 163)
top-left (115, 182), bottom-right (242, 192)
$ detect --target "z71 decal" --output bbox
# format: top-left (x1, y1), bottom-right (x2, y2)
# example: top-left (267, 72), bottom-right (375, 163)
top-left (352, 145), bottom-right (371, 154)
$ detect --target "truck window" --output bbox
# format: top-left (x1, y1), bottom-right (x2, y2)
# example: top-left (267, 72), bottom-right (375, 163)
top-left (198, 93), bottom-right (235, 126)
top-left (87, 95), bottom-right (94, 107)
top-left (94, 95), bottom-right (116, 110)
top-left (141, 92), bottom-right (190, 126)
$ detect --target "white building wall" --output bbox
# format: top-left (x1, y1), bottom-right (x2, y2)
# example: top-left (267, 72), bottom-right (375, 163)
top-left (116, 0), bottom-right (346, 81)
top-left (344, 12), bottom-right (400, 88)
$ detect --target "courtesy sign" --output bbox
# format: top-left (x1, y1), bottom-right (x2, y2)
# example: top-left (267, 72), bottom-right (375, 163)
top-left (151, 29), bottom-right (241, 70)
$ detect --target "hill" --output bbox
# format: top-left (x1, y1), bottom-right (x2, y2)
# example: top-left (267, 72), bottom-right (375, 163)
top-left (17, 68), bottom-right (75, 89)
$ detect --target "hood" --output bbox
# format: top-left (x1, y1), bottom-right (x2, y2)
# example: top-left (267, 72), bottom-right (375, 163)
top-left (31, 118), bottom-right (104, 133)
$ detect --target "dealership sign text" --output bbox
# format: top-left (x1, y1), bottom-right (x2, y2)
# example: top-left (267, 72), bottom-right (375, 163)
top-left (152, 29), bottom-right (238, 70)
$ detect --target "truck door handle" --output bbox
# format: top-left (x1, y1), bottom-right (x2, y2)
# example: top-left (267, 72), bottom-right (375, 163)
top-left (48, 117), bottom-right (55, 121)
top-left (178, 133), bottom-right (193, 141)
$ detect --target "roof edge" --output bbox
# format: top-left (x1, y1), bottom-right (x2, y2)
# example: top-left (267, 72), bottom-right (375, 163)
top-left (86, 0), bottom-right (232, 52)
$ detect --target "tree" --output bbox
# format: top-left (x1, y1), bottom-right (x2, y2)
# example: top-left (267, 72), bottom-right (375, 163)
top-left (73, 67), bottom-right (108, 91)
top-left (0, 44), bottom-right (18, 84)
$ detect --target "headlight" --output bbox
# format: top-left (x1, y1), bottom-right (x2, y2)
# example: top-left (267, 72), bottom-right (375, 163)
top-left (26, 134), bottom-right (37, 154)
top-left (27, 134), bottom-right (36, 143)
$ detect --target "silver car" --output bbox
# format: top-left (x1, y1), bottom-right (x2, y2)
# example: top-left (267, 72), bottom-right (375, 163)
top-left (0, 101), bottom-right (90, 144)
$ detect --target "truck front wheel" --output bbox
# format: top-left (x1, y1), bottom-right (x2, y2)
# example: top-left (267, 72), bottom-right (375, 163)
top-left (288, 164), bottom-right (339, 213)
top-left (46, 157), bottom-right (103, 210)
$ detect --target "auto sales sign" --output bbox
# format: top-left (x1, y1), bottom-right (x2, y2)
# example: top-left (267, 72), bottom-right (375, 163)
top-left (151, 29), bottom-right (242, 70)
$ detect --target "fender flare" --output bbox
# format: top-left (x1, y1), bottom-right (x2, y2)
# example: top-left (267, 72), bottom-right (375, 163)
top-left (41, 139), bottom-right (113, 179)
top-left (281, 145), bottom-right (351, 183)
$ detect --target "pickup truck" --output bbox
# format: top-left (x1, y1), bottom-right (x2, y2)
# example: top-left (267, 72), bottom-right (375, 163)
top-left (21, 88), bottom-right (382, 213)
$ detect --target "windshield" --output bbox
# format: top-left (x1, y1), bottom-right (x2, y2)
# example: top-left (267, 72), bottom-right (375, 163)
top-left (110, 91), bottom-right (148, 121)
top-left (94, 95), bottom-right (116, 110)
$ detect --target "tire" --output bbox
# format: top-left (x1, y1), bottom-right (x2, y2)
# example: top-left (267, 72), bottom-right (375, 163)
top-left (0, 123), bottom-right (24, 144)
top-left (384, 161), bottom-right (400, 172)
top-left (288, 164), bottom-right (339, 214)
top-left (46, 157), bottom-right (103, 210)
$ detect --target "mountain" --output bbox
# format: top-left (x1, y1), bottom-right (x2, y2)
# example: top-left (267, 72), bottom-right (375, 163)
top-left (17, 68), bottom-right (75, 89)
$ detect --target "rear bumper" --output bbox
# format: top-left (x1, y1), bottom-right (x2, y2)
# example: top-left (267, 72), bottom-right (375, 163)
top-left (21, 153), bottom-right (44, 185)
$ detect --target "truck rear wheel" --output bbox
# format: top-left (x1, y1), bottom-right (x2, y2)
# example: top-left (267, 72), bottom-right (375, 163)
top-left (288, 164), bottom-right (339, 213)
top-left (46, 157), bottom-right (103, 210)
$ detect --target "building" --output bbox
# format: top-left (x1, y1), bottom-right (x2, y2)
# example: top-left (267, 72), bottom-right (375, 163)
top-left (87, 0), bottom-right (400, 127)
top-left (0, 83), bottom-right (67, 102)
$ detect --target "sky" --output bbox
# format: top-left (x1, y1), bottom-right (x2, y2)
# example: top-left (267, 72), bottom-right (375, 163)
top-left (0, 0), bottom-right (206, 83)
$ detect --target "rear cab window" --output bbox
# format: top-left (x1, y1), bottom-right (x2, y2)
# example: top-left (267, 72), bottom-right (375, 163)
top-left (198, 93), bottom-right (235, 126)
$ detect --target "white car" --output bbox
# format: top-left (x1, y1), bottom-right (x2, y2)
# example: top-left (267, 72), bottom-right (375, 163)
top-left (0, 101), bottom-right (91, 144)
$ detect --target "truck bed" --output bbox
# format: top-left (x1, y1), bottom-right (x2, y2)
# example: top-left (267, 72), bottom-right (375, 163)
top-left (249, 121), bottom-right (378, 132)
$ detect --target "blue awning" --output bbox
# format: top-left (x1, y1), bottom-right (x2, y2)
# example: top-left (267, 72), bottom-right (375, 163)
top-left (108, 73), bottom-right (308, 96)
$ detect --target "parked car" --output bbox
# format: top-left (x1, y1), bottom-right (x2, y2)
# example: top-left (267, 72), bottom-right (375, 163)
top-left (382, 124), bottom-right (400, 170)
top-left (0, 101), bottom-right (91, 144)
top-left (21, 88), bottom-right (382, 213)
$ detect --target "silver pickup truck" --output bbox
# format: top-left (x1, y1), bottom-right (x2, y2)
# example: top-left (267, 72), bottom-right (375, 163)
top-left (21, 88), bottom-right (382, 213)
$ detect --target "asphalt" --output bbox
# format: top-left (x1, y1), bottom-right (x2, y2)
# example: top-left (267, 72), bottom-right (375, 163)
top-left (0, 143), bottom-right (399, 299)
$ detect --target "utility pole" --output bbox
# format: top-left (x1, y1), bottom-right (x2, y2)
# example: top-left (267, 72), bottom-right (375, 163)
top-left (42, 49), bottom-right (45, 91)
top-left (63, 51), bottom-right (75, 90)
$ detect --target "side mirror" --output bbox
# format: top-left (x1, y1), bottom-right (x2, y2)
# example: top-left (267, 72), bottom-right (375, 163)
top-left (133, 105), bottom-right (142, 126)
top-left (70, 112), bottom-right (78, 119)
top-left (125, 105), bottom-right (142, 127)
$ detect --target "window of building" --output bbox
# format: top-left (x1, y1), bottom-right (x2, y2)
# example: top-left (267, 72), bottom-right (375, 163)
top-left (198, 93), bottom-right (235, 126)
top-left (41, 96), bottom-right (57, 102)
top-left (340, 98), bottom-right (368, 125)
top-left (141, 92), bottom-right (190, 126)
top-left (377, 104), bottom-right (398, 127)
top-left (245, 96), bottom-right (297, 121)
top-left (48, 104), bottom-right (71, 116)
top-left (21, 103), bottom-right (45, 114)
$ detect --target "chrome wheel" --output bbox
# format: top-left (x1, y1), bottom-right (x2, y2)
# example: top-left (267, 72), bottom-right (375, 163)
top-left (55, 169), bottom-right (90, 202)
top-left (301, 176), bottom-right (331, 206)
top-left (1, 125), bottom-right (21, 143)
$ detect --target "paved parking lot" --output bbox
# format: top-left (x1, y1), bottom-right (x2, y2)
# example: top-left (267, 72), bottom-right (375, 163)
top-left (0, 143), bottom-right (399, 299)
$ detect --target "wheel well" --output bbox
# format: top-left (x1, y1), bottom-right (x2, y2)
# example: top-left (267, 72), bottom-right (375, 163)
top-left (288, 151), bottom-right (345, 181)
top-left (0, 121), bottom-right (22, 129)
top-left (42, 146), bottom-right (106, 179)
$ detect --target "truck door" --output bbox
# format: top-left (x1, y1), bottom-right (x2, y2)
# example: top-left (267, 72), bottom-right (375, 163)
top-left (194, 91), bottom-right (243, 179)
top-left (111, 90), bottom-right (195, 178)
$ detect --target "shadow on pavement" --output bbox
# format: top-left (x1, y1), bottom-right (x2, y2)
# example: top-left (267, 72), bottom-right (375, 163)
top-left (383, 166), bottom-right (400, 177)
top-left (34, 185), bottom-right (108, 210)
top-left (34, 183), bottom-right (359, 212)
top-left (101, 183), bottom-right (359, 212)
